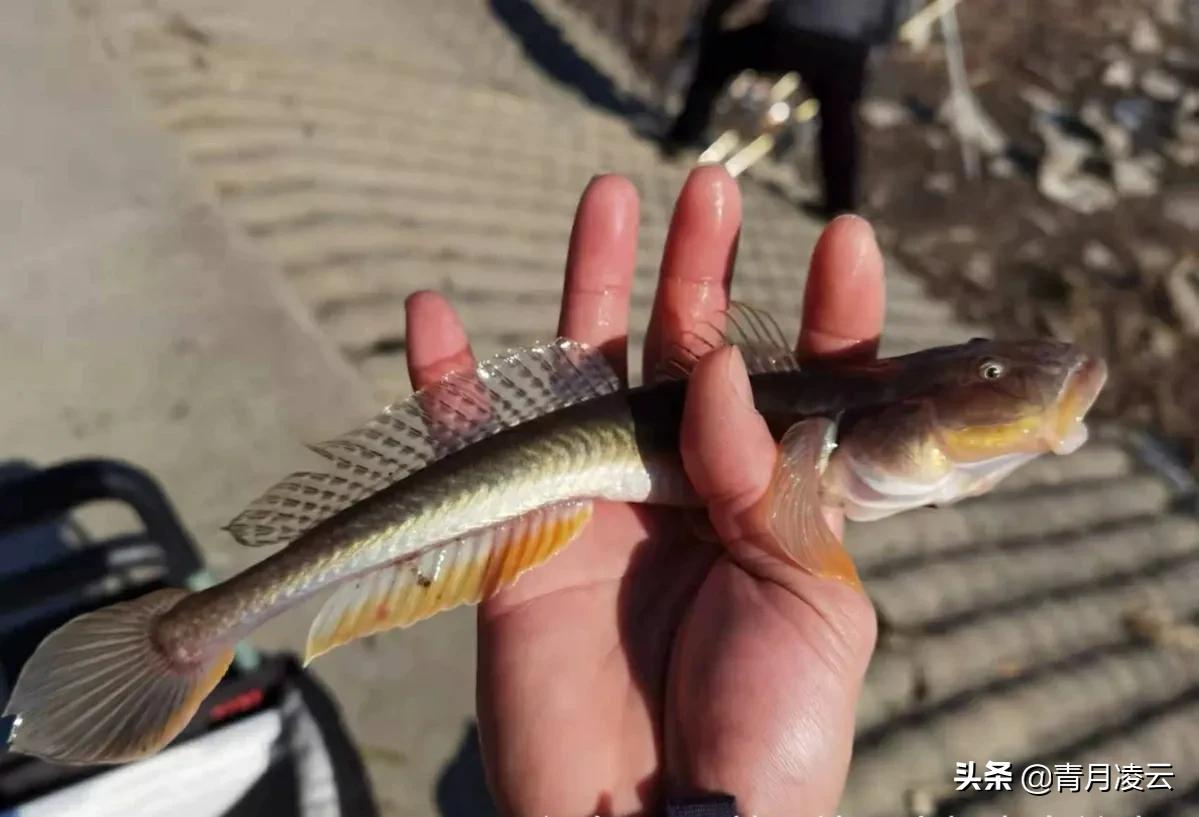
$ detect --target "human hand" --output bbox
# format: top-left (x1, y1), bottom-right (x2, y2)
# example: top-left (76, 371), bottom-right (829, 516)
top-left (403, 165), bottom-right (882, 816)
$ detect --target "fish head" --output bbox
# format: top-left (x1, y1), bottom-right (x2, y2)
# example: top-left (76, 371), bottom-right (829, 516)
top-left (825, 338), bottom-right (1107, 521)
top-left (923, 338), bottom-right (1107, 461)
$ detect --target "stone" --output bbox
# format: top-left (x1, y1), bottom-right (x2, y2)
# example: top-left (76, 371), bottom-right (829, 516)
top-left (1015, 240), bottom-right (1048, 266)
top-left (1081, 99), bottom-right (1132, 158)
top-left (1141, 68), bottom-right (1184, 103)
top-left (1038, 166), bottom-right (1118, 213)
top-left (1112, 156), bottom-right (1161, 196)
top-left (861, 98), bottom-right (910, 130)
top-left (988, 155), bottom-right (1016, 178)
top-left (963, 251), bottom-right (994, 287)
top-left (1034, 113), bottom-right (1092, 171)
top-left (1131, 241), bottom-right (1174, 273)
top-left (1021, 85), bottom-right (1064, 113)
top-left (946, 225), bottom-right (979, 243)
top-left (1033, 110), bottom-right (1119, 213)
top-left (1164, 189), bottom-right (1199, 231)
top-left (924, 130), bottom-right (950, 150)
top-left (1156, 0), bottom-right (1185, 24)
top-left (1149, 321), bottom-right (1180, 358)
top-left (1165, 260), bottom-right (1199, 336)
top-left (1166, 141), bottom-right (1199, 166)
top-left (1025, 208), bottom-right (1061, 236)
top-left (1182, 91), bottom-right (1199, 118)
top-left (1176, 114), bottom-right (1199, 145)
top-left (1102, 59), bottom-right (1135, 90)
top-left (924, 172), bottom-right (956, 195)
top-left (1130, 16), bottom-right (1163, 54)
top-left (1112, 97), bottom-right (1153, 130)
top-left (1083, 241), bottom-right (1118, 271)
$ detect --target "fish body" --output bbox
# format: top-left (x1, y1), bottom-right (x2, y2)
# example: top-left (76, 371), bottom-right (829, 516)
top-left (4, 308), bottom-right (1107, 765)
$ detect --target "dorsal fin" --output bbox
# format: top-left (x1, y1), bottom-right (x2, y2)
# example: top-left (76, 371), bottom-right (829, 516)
top-left (655, 301), bottom-right (800, 382)
top-left (225, 339), bottom-right (621, 547)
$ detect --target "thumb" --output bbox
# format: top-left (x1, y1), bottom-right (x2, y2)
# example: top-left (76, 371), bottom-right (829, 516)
top-left (679, 346), bottom-right (776, 530)
top-left (679, 346), bottom-right (877, 673)
top-left (673, 346), bottom-right (877, 814)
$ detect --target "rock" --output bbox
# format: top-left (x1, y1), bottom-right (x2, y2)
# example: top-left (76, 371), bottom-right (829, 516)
top-left (1132, 241), bottom-right (1174, 273)
top-left (900, 231), bottom-right (943, 259)
top-left (1034, 111), bottom-right (1093, 167)
top-left (1149, 321), bottom-right (1180, 358)
top-left (1081, 99), bottom-right (1132, 158)
top-left (964, 251), bottom-right (994, 287)
top-left (1038, 166), bottom-right (1118, 213)
top-left (1165, 260), bottom-right (1199, 336)
top-left (1156, 0), bottom-right (1185, 25)
top-left (1033, 110), bottom-right (1118, 213)
top-left (1102, 59), bottom-right (1135, 90)
top-left (924, 130), bottom-right (950, 150)
top-left (1141, 68), bottom-right (1184, 102)
top-left (1166, 141), bottom-right (1199, 166)
top-left (1027, 207), bottom-right (1061, 235)
top-left (1021, 85), bottom-right (1064, 113)
top-left (1183, 91), bottom-right (1199, 118)
top-left (946, 225), bottom-right (978, 243)
top-left (1112, 156), bottom-right (1161, 196)
top-left (1112, 97), bottom-right (1154, 133)
top-left (1083, 241), bottom-right (1118, 271)
top-left (1176, 108), bottom-right (1199, 145)
top-left (1130, 16), bottom-right (1163, 53)
top-left (924, 172), bottom-right (956, 195)
top-left (1016, 238), bottom-right (1049, 263)
top-left (1164, 189), bottom-right (1199, 231)
top-left (860, 99), bottom-right (910, 130)
top-left (1112, 96), bottom-right (1171, 152)
top-left (988, 155), bottom-right (1017, 178)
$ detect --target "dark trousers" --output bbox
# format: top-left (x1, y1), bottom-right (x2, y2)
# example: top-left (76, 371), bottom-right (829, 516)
top-left (668, 23), bottom-right (870, 215)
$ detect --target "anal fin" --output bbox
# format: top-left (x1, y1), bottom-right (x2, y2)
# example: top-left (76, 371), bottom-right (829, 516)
top-left (305, 501), bottom-right (594, 663)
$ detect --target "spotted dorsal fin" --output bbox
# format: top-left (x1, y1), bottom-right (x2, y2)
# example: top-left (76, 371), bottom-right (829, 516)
top-left (656, 301), bottom-right (800, 381)
top-left (225, 340), bottom-right (620, 547)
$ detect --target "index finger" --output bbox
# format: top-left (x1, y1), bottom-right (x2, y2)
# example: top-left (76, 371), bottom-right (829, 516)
top-left (797, 215), bottom-right (885, 363)
top-left (404, 291), bottom-right (489, 437)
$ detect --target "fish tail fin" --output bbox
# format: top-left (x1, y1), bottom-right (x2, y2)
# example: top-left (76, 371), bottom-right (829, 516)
top-left (4, 588), bottom-right (234, 765)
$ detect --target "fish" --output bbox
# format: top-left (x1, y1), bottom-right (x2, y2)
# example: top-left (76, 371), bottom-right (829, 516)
top-left (3, 304), bottom-right (1107, 765)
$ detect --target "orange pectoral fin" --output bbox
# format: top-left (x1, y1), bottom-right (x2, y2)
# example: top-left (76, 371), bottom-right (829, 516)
top-left (305, 501), bottom-right (594, 663)
top-left (762, 417), bottom-right (863, 591)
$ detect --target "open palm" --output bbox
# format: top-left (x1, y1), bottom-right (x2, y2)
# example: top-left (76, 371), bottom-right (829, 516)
top-left (404, 167), bottom-right (881, 816)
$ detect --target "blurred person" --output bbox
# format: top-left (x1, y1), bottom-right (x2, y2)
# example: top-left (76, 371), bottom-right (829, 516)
top-left (404, 166), bottom-right (881, 815)
top-left (663, 0), bottom-right (907, 217)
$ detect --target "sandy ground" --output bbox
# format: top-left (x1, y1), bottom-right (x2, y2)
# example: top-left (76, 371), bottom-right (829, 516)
top-left (3, 0), bottom-right (1199, 815)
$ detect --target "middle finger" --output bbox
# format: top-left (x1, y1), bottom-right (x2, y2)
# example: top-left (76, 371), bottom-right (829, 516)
top-left (643, 165), bottom-right (742, 379)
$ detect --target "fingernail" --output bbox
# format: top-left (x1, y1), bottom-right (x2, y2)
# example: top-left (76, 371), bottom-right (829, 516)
top-left (687, 165), bottom-right (734, 218)
top-left (829, 213), bottom-right (865, 227)
top-left (723, 347), bottom-right (755, 410)
top-left (404, 289), bottom-right (436, 310)
top-left (832, 216), bottom-right (874, 281)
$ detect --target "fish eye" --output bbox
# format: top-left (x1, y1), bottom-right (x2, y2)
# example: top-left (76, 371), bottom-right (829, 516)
top-left (978, 359), bottom-right (1006, 380)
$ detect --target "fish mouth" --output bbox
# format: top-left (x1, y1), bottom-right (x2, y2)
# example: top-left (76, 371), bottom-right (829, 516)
top-left (1047, 354), bottom-right (1108, 454)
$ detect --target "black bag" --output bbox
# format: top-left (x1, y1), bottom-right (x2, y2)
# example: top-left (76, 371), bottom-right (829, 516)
top-left (0, 459), bottom-right (377, 817)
